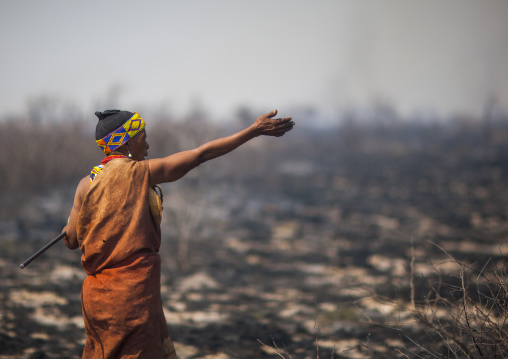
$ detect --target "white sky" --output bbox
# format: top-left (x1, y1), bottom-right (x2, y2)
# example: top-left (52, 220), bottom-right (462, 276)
top-left (1, 0), bottom-right (507, 123)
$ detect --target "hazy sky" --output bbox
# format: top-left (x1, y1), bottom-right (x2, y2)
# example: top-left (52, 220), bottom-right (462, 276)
top-left (1, 0), bottom-right (507, 123)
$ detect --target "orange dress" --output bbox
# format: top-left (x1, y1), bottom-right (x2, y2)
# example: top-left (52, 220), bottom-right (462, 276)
top-left (77, 158), bottom-right (176, 358)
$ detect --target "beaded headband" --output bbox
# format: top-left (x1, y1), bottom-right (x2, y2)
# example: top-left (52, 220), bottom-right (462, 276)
top-left (95, 112), bottom-right (145, 154)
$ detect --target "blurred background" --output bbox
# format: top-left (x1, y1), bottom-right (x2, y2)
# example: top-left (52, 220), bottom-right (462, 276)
top-left (1, 1), bottom-right (508, 358)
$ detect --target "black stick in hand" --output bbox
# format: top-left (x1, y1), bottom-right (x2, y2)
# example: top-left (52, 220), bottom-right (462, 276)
top-left (20, 232), bottom-right (66, 269)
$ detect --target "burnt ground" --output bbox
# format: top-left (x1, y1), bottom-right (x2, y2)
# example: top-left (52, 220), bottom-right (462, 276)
top-left (1, 122), bottom-right (508, 358)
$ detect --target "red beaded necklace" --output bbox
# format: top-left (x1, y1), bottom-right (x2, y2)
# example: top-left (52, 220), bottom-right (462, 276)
top-left (101, 155), bottom-right (129, 165)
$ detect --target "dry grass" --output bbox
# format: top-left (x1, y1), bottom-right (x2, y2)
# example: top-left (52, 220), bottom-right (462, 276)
top-left (402, 244), bottom-right (508, 358)
top-left (256, 243), bottom-right (508, 359)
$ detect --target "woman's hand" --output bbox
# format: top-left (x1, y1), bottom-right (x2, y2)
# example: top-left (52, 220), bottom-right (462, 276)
top-left (253, 110), bottom-right (294, 137)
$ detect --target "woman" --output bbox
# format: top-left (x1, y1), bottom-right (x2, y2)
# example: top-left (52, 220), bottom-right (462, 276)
top-left (62, 109), bottom-right (294, 358)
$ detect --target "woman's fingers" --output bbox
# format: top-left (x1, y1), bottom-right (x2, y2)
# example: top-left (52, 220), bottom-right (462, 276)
top-left (278, 117), bottom-right (294, 126)
top-left (278, 118), bottom-right (294, 129)
top-left (262, 109), bottom-right (278, 120)
top-left (267, 119), bottom-right (294, 136)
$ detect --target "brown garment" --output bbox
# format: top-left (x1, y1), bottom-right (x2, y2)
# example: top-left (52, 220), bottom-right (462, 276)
top-left (77, 158), bottom-right (176, 359)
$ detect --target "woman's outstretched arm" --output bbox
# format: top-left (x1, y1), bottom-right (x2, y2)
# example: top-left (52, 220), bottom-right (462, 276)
top-left (148, 110), bottom-right (294, 186)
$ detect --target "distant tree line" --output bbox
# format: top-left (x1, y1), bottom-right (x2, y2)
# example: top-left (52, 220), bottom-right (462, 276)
top-left (1, 98), bottom-right (507, 216)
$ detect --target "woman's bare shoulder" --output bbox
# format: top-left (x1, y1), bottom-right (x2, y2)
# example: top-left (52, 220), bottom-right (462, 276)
top-left (76, 176), bottom-right (91, 202)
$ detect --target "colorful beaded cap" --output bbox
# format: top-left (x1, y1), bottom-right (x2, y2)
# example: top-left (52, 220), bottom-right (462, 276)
top-left (95, 112), bottom-right (145, 154)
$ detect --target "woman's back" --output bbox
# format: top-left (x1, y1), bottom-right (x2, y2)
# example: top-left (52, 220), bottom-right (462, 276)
top-left (78, 158), bottom-right (161, 275)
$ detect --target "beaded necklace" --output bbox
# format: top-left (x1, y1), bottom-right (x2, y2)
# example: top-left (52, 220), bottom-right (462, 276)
top-left (90, 155), bottom-right (130, 183)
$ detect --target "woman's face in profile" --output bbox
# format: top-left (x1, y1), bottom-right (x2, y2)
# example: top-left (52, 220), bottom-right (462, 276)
top-left (129, 130), bottom-right (149, 161)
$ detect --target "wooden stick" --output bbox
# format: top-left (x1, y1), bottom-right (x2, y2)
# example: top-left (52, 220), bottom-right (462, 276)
top-left (20, 232), bottom-right (66, 269)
